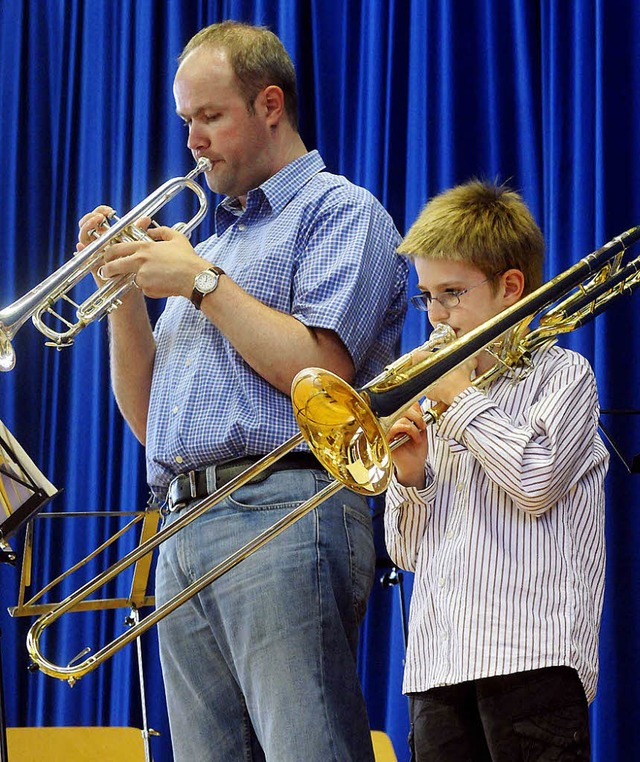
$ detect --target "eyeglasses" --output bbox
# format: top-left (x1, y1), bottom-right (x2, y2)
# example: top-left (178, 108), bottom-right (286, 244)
top-left (410, 275), bottom-right (498, 312)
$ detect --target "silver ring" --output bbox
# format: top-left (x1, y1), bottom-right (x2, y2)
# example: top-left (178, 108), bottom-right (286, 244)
top-left (132, 274), bottom-right (141, 290)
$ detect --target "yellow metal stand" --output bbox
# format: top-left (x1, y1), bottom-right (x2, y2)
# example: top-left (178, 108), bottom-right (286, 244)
top-left (6, 727), bottom-right (146, 762)
top-left (372, 730), bottom-right (398, 762)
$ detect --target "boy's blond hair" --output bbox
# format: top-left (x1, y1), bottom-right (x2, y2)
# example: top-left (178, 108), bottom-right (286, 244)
top-left (398, 180), bottom-right (544, 295)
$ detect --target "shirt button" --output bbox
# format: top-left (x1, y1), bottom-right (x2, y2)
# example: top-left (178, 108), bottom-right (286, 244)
top-left (446, 530), bottom-right (455, 540)
top-left (237, 223), bottom-right (246, 231)
top-left (438, 577), bottom-right (446, 588)
top-left (456, 482), bottom-right (464, 492)
top-left (185, 358), bottom-right (192, 367)
top-left (172, 405), bottom-right (179, 414)
top-left (175, 455), bottom-right (184, 464)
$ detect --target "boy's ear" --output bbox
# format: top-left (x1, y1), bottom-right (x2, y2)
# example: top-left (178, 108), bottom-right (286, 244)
top-left (502, 269), bottom-right (525, 304)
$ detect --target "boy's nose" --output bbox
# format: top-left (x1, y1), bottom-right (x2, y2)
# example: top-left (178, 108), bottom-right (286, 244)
top-left (427, 299), bottom-right (450, 322)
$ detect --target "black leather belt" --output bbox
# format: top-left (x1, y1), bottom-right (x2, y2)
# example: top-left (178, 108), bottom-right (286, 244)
top-left (166, 452), bottom-right (322, 512)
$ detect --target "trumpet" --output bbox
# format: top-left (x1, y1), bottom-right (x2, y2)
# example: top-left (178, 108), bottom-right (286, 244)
top-left (0, 157), bottom-right (211, 371)
top-left (20, 223), bottom-right (640, 684)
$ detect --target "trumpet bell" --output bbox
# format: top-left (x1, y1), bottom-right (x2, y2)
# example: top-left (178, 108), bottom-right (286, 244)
top-left (291, 368), bottom-right (392, 495)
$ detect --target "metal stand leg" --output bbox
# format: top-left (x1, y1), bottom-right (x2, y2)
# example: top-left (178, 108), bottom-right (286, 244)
top-left (125, 608), bottom-right (159, 762)
top-left (380, 565), bottom-right (408, 659)
top-left (0, 627), bottom-right (8, 762)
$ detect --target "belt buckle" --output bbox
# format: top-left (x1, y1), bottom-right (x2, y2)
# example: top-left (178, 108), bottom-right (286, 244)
top-left (167, 472), bottom-right (189, 513)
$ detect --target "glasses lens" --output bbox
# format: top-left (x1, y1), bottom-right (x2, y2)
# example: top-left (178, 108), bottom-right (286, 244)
top-left (410, 293), bottom-right (430, 312)
top-left (438, 292), bottom-right (461, 310)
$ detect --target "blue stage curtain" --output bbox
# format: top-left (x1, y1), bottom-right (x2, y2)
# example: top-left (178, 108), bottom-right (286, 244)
top-left (1, 2), bottom-right (639, 760)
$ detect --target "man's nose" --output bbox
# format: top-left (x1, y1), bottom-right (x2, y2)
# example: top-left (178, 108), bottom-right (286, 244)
top-left (187, 123), bottom-right (209, 152)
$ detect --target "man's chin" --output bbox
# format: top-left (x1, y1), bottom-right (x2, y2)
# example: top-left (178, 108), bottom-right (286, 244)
top-left (204, 164), bottom-right (228, 193)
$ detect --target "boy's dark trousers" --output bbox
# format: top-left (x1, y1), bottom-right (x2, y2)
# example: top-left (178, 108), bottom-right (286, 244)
top-left (408, 666), bottom-right (590, 761)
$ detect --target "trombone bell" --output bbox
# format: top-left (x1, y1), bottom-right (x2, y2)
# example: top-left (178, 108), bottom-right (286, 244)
top-left (290, 323), bottom-right (458, 495)
top-left (291, 368), bottom-right (392, 495)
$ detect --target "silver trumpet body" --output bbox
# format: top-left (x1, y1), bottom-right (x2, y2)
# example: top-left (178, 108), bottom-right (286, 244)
top-left (0, 157), bottom-right (211, 371)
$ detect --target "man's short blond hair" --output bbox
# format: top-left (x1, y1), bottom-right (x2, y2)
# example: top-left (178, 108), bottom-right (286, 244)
top-left (180, 20), bottom-right (299, 130)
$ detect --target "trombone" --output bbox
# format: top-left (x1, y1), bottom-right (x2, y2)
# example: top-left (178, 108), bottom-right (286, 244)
top-left (19, 223), bottom-right (640, 684)
top-left (0, 157), bottom-right (212, 372)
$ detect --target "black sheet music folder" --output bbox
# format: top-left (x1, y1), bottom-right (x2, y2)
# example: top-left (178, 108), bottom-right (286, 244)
top-left (0, 420), bottom-right (59, 546)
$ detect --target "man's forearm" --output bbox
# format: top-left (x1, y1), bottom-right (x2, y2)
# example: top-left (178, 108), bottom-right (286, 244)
top-left (199, 275), bottom-right (354, 394)
top-left (108, 294), bottom-right (156, 444)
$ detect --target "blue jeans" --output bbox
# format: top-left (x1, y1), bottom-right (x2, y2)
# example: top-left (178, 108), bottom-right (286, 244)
top-left (155, 468), bottom-right (376, 762)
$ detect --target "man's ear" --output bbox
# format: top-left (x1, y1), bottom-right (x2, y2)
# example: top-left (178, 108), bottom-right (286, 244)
top-left (260, 85), bottom-right (285, 126)
top-left (502, 269), bottom-right (525, 304)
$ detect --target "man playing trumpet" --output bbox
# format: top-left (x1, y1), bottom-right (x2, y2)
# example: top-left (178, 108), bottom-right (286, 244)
top-left (77, 20), bottom-right (407, 762)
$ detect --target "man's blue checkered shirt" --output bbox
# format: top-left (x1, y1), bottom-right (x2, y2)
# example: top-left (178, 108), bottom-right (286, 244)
top-left (146, 150), bottom-right (408, 495)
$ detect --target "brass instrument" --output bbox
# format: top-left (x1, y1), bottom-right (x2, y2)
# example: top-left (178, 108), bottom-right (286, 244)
top-left (20, 224), bottom-right (640, 684)
top-left (0, 158), bottom-right (212, 371)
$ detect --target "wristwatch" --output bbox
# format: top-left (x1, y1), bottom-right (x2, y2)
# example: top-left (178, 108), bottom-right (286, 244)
top-left (190, 266), bottom-right (225, 310)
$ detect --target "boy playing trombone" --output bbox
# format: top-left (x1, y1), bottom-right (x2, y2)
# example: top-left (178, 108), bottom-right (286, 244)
top-left (385, 180), bottom-right (608, 761)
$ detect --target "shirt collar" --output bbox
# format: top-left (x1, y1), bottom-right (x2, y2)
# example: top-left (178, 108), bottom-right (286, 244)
top-left (215, 150), bottom-right (326, 234)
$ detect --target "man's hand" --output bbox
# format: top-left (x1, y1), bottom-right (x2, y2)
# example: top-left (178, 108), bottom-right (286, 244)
top-left (76, 205), bottom-right (120, 286)
top-left (94, 224), bottom-right (211, 300)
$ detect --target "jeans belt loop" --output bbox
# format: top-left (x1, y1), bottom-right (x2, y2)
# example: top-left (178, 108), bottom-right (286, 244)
top-left (188, 470), bottom-right (197, 500)
top-left (205, 464), bottom-right (218, 494)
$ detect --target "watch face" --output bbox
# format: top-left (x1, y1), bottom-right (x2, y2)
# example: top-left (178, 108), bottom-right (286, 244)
top-left (195, 270), bottom-right (218, 292)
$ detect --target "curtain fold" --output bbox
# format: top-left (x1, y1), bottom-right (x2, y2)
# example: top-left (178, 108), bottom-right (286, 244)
top-left (1, 2), bottom-right (639, 760)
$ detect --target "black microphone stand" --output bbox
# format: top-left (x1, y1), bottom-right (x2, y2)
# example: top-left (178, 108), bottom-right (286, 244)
top-left (599, 410), bottom-right (640, 474)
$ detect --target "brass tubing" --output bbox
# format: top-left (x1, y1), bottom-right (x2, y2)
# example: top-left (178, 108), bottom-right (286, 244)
top-left (27, 431), bottom-right (420, 684)
top-left (25, 433), bottom-right (303, 683)
top-left (0, 158), bottom-right (211, 369)
top-left (27, 472), bottom-right (339, 684)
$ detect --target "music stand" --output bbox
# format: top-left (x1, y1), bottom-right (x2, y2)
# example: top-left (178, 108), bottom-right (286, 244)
top-left (0, 420), bottom-right (60, 762)
top-left (7, 499), bottom-right (160, 762)
top-left (1, 421), bottom-right (60, 546)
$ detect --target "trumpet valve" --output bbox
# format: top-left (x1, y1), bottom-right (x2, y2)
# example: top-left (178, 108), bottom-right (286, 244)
top-left (105, 297), bottom-right (123, 315)
top-left (0, 330), bottom-right (16, 372)
top-left (44, 338), bottom-right (75, 350)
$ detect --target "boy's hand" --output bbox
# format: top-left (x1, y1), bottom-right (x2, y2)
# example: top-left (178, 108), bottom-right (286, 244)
top-left (387, 402), bottom-right (429, 489)
top-left (425, 356), bottom-right (477, 406)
